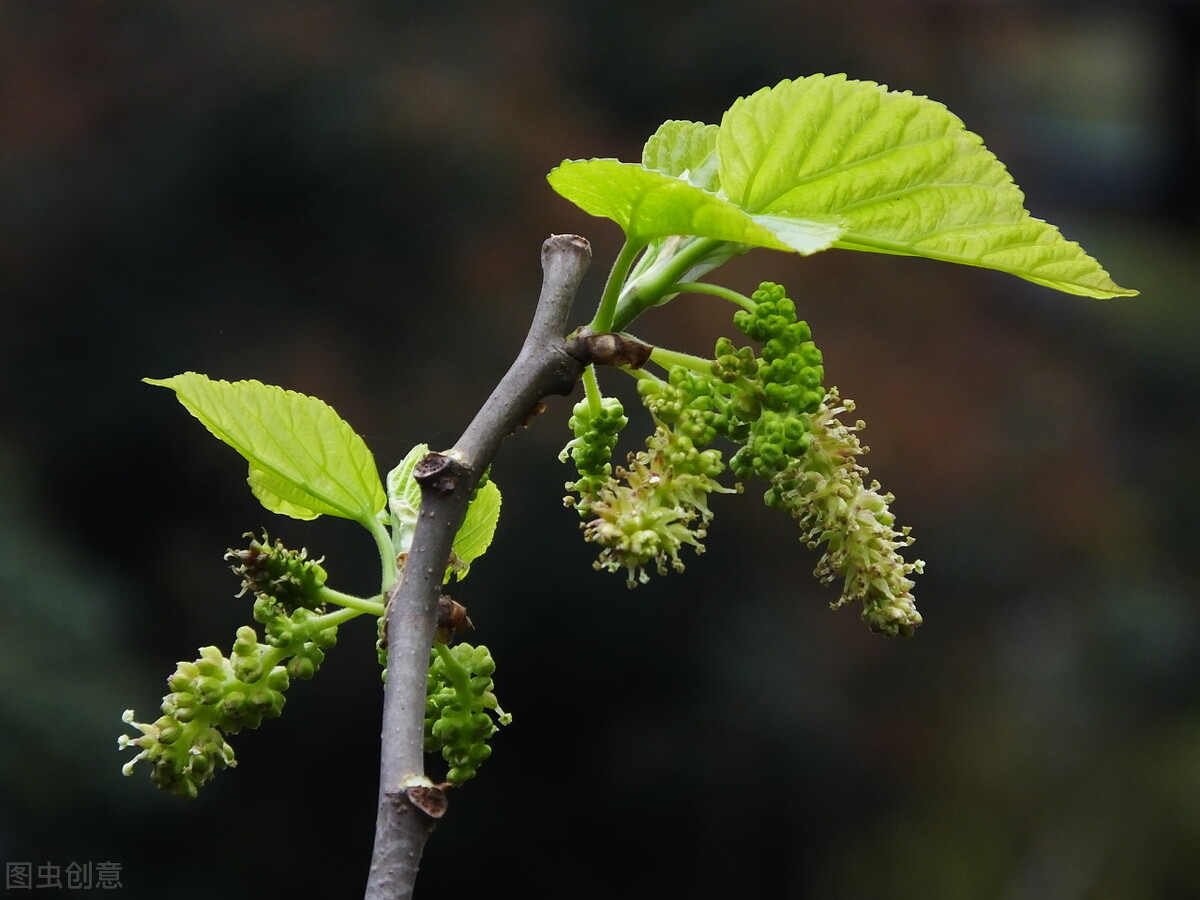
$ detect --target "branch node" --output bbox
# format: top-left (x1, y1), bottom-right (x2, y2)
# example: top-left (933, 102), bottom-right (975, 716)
top-left (413, 452), bottom-right (469, 497)
top-left (435, 595), bottom-right (474, 643)
top-left (405, 784), bottom-right (449, 820)
top-left (566, 331), bottom-right (654, 369)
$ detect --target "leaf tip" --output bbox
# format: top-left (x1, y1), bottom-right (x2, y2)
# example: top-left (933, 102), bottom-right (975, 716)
top-left (143, 372), bottom-right (204, 389)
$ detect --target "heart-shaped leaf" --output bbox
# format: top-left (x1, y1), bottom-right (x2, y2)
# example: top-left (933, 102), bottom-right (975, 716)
top-left (717, 75), bottom-right (1136, 298)
top-left (147, 373), bottom-right (386, 526)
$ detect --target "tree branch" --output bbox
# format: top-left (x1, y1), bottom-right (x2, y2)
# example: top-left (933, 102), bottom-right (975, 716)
top-left (364, 234), bottom-right (591, 900)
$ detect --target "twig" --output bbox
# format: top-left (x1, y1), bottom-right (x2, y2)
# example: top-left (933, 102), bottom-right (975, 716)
top-left (364, 234), bottom-right (591, 899)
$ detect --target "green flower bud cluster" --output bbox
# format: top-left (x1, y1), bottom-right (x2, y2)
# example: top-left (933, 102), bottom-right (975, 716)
top-left (631, 282), bottom-right (824, 484)
top-left (573, 423), bottom-right (737, 587)
top-left (119, 635), bottom-right (284, 800)
top-left (767, 388), bottom-right (924, 637)
top-left (226, 531), bottom-right (328, 614)
top-left (425, 642), bottom-right (511, 784)
top-left (559, 395), bottom-right (628, 498)
top-left (636, 365), bottom-right (728, 451)
top-left (727, 282), bottom-right (825, 481)
top-left (119, 537), bottom-right (340, 798)
top-left (254, 598), bottom-right (339, 681)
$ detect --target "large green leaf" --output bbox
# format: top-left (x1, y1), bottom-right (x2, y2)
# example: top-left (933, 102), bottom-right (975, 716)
top-left (547, 158), bottom-right (841, 255)
top-left (146, 372), bottom-right (386, 526)
top-left (717, 74), bottom-right (1136, 298)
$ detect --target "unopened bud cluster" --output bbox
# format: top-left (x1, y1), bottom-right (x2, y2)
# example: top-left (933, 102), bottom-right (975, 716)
top-left (425, 643), bottom-right (512, 784)
top-left (119, 535), bottom-right (339, 798)
top-left (559, 395), bottom-right (628, 497)
top-left (727, 282), bottom-right (826, 480)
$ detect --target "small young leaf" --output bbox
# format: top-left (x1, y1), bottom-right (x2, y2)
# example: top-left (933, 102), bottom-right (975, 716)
top-left (146, 373), bottom-right (387, 526)
top-left (547, 158), bottom-right (841, 254)
top-left (717, 74), bottom-right (1136, 298)
top-left (642, 120), bottom-right (720, 191)
top-left (386, 443), bottom-right (429, 552)
top-left (386, 444), bottom-right (502, 579)
top-left (449, 480), bottom-right (501, 581)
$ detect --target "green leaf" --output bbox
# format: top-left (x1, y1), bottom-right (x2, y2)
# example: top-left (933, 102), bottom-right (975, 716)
top-left (386, 443), bottom-right (429, 551)
top-left (642, 120), bottom-right (720, 191)
top-left (449, 480), bottom-right (501, 581)
top-left (547, 158), bottom-right (841, 255)
top-left (146, 372), bottom-right (387, 526)
top-left (717, 74), bottom-right (1136, 298)
top-left (386, 444), bottom-right (502, 580)
top-left (248, 468), bottom-right (329, 521)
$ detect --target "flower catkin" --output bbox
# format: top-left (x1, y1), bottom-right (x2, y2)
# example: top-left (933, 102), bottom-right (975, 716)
top-left (767, 388), bottom-right (923, 636)
top-left (574, 424), bottom-right (737, 587)
top-left (119, 536), bottom-right (338, 798)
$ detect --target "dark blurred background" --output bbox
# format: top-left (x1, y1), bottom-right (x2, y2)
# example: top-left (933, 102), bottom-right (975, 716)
top-left (2, 1), bottom-right (1197, 897)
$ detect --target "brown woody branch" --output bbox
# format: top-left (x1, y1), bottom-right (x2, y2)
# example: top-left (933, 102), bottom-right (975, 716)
top-left (364, 234), bottom-right (591, 900)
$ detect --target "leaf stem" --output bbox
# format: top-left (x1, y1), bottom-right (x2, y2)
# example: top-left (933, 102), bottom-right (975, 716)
top-left (589, 237), bottom-right (644, 333)
top-left (367, 514), bottom-right (399, 592)
top-left (610, 236), bottom-right (727, 331)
